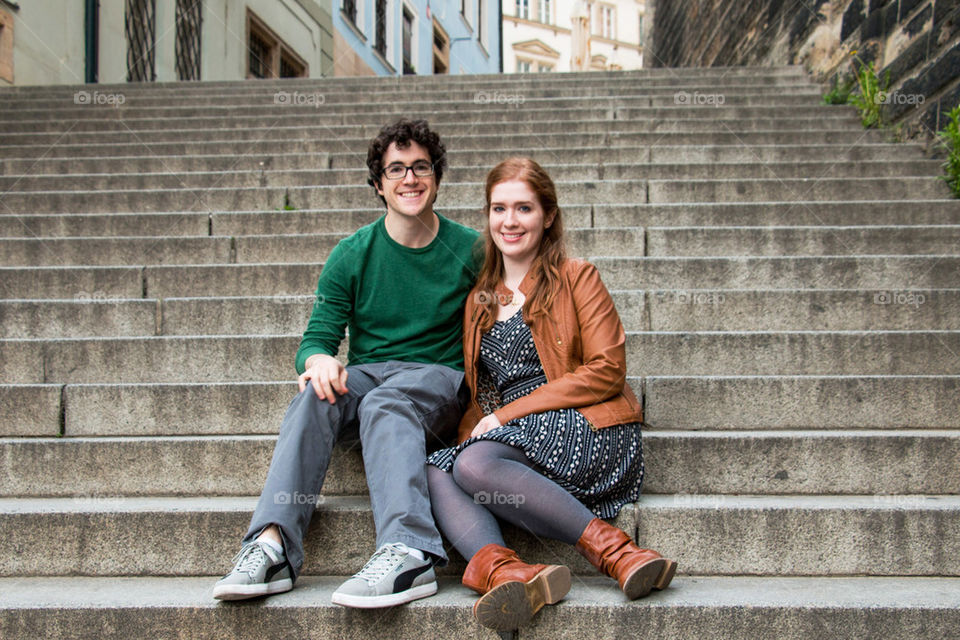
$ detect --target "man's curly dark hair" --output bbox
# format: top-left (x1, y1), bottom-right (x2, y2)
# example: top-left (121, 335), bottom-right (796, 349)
top-left (366, 119), bottom-right (447, 207)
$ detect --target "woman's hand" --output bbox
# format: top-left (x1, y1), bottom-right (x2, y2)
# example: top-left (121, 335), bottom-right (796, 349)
top-left (298, 354), bottom-right (348, 403)
top-left (471, 413), bottom-right (502, 438)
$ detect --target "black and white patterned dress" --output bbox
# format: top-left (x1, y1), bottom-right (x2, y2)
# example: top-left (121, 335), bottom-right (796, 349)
top-left (427, 309), bottom-right (644, 519)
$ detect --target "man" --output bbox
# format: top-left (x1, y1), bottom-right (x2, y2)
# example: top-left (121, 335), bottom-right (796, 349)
top-left (213, 119), bottom-right (481, 607)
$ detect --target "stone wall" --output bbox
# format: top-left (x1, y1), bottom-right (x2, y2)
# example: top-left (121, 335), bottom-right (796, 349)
top-left (649, 0), bottom-right (960, 141)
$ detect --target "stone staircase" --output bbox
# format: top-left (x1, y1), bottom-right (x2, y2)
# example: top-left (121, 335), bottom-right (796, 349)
top-left (2, 67), bottom-right (959, 638)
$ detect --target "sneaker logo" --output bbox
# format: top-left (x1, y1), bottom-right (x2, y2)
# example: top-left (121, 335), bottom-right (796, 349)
top-left (393, 563), bottom-right (432, 592)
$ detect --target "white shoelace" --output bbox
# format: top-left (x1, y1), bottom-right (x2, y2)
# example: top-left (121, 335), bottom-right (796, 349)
top-left (233, 542), bottom-right (270, 576)
top-left (352, 543), bottom-right (408, 585)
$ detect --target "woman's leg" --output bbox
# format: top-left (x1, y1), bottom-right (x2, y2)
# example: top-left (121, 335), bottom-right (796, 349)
top-left (426, 463), bottom-right (505, 559)
top-left (451, 440), bottom-right (595, 545)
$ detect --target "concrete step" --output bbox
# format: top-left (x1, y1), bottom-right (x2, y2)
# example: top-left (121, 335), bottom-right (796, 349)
top-left (0, 72), bottom-right (815, 97)
top-left (10, 199), bottom-right (956, 240)
top-left (0, 106), bottom-right (858, 133)
top-left (3, 430), bottom-right (956, 498)
top-left (646, 225), bottom-right (960, 256)
top-left (647, 177), bottom-right (950, 203)
top-left (0, 130), bottom-right (884, 160)
top-left (0, 81), bottom-right (822, 111)
top-left (623, 331), bottom-right (960, 376)
top-left (1, 495), bottom-right (956, 577)
top-left (593, 201), bottom-right (960, 227)
top-left (642, 289), bottom-right (960, 331)
top-left (4, 288), bottom-right (957, 340)
top-left (1, 176), bottom-right (938, 214)
top-left (5, 375), bottom-right (958, 438)
top-left (595, 255), bottom-right (960, 290)
top-left (5, 255), bottom-right (957, 301)
top-left (0, 65), bottom-right (805, 93)
top-left (3, 331), bottom-right (959, 384)
top-left (0, 228), bottom-right (644, 267)
top-left (0, 160), bottom-right (941, 193)
top-left (2, 575), bottom-right (957, 640)
top-left (0, 144), bottom-right (925, 177)
top-left (0, 118), bottom-right (866, 148)
top-left (643, 375), bottom-right (960, 430)
top-left (0, 212), bottom-right (212, 237)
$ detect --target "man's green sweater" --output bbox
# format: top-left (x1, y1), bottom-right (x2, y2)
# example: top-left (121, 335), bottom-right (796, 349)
top-left (295, 214), bottom-right (482, 374)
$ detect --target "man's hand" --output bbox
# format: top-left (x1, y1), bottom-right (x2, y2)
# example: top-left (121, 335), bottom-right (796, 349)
top-left (298, 354), bottom-right (349, 403)
top-left (470, 413), bottom-right (502, 439)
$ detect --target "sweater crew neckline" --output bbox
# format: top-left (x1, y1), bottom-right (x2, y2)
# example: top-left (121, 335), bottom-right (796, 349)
top-left (377, 213), bottom-right (445, 253)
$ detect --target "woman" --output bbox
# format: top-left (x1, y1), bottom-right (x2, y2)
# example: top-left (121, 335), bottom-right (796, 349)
top-left (426, 157), bottom-right (676, 632)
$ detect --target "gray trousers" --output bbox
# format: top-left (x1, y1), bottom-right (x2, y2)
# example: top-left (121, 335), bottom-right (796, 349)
top-left (243, 361), bottom-right (466, 580)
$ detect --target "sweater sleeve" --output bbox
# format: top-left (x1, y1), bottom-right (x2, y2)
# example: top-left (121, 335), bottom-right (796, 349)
top-left (294, 243), bottom-right (354, 374)
top-left (492, 263), bottom-right (627, 424)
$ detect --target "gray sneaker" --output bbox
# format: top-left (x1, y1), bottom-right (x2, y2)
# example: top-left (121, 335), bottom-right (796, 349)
top-left (213, 540), bottom-right (293, 601)
top-left (331, 542), bottom-right (437, 608)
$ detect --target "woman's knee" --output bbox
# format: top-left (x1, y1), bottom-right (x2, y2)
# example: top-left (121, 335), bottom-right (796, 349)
top-left (451, 441), bottom-right (514, 491)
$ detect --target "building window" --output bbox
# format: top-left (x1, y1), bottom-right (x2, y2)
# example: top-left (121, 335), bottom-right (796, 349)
top-left (175, 0), bottom-right (202, 81)
top-left (125, 0), bottom-right (156, 82)
top-left (638, 15), bottom-right (643, 45)
top-left (517, 59), bottom-right (531, 72)
top-left (516, 0), bottom-right (529, 19)
top-left (538, 63), bottom-right (553, 72)
top-left (433, 21), bottom-right (449, 73)
top-left (247, 10), bottom-right (307, 79)
top-left (343, 0), bottom-right (358, 25)
top-left (600, 4), bottom-right (614, 38)
top-left (375, 0), bottom-right (387, 58)
top-left (402, 7), bottom-right (414, 74)
top-left (538, 0), bottom-right (551, 24)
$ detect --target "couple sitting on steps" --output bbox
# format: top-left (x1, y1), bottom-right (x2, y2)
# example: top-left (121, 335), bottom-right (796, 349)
top-left (212, 119), bottom-right (676, 632)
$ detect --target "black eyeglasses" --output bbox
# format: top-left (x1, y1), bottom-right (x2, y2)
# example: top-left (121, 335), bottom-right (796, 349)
top-left (381, 160), bottom-right (435, 180)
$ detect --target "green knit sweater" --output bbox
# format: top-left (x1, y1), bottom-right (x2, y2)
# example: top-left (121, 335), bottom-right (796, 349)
top-left (295, 214), bottom-right (482, 374)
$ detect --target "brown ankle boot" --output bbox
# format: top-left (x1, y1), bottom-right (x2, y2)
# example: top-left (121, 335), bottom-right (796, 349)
top-left (462, 543), bottom-right (571, 631)
top-left (575, 518), bottom-right (676, 599)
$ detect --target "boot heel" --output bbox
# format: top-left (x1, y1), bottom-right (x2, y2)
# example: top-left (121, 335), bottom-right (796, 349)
top-left (653, 559), bottom-right (677, 590)
top-left (533, 564), bottom-right (571, 605)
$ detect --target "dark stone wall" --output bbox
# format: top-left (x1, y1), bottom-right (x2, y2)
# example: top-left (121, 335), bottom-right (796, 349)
top-left (649, 0), bottom-right (960, 140)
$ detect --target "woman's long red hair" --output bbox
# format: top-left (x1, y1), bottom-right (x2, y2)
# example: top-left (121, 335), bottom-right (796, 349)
top-left (475, 157), bottom-right (566, 332)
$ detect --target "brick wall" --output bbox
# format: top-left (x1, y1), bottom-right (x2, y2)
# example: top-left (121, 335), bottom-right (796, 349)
top-left (649, 0), bottom-right (960, 141)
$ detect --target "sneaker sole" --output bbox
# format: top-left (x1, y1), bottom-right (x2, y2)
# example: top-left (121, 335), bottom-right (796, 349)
top-left (331, 580), bottom-right (438, 608)
top-left (473, 565), bottom-right (572, 631)
top-left (213, 578), bottom-right (294, 601)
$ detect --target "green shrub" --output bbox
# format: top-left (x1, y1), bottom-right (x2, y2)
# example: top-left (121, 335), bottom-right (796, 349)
top-left (938, 105), bottom-right (960, 198)
top-left (822, 74), bottom-right (855, 105)
top-left (848, 58), bottom-right (890, 128)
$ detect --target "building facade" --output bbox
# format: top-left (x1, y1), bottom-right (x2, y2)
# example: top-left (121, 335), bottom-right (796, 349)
top-left (502, 0), bottom-right (645, 73)
top-left (0, 0), bottom-right (499, 87)
top-left (332, 0), bottom-right (501, 76)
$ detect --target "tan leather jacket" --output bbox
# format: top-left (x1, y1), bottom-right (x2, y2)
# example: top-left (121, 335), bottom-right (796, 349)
top-left (458, 258), bottom-right (642, 442)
